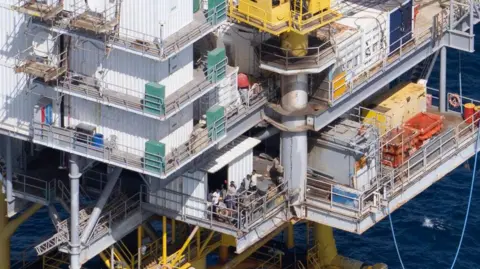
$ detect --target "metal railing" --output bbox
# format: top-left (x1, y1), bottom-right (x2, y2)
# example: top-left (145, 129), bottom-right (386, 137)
top-left (257, 38), bottom-right (335, 71)
top-left (306, 94), bottom-right (480, 221)
top-left (110, 0), bottom-right (227, 60)
top-left (33, 75), bottom-right (273, 179)
top-left (53, 58), bottom-right (231, 120)
top-left (144, 180), bottom-right (288, 233)
top-left (32, 113), bottom-right (226, 178)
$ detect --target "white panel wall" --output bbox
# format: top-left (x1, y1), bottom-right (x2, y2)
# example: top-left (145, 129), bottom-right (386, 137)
top-left (149, 170), bottom-right (207, 219)
top-left (68, 39), bottom-right (193, 99)
top-left (217, 71), bottom-right (241, 112)
top-left (183, 171), bottom-right (207, 219)
top-left (228, 150), bottom-right (253, 188)
top-left (119, 0), bottom-right (193, 42)
top-left (65, 96), bottom-right (193, 154)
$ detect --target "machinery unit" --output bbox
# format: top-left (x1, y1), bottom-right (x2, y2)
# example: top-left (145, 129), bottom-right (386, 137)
top-left (308, 118), bottom-right (379, 191)
top-left (228, 0), bottom-right (342, 36)
top-left (363, 82), bottom-right (427, 135)
top-left (74, 123), bottom-right (97, 144)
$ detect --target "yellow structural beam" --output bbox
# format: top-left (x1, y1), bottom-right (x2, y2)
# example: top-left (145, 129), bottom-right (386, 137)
top-left (0, 191), bottom-right (42, 269)
top-left (311, 223), bottom-right (388, 269)
top-left (162, 216), bottom-right (167, 265)
top-left (170, 226), bottom-right (199, 267)
top-left (99, 246), bottom-right (132, 269)
top-left (285, 222), bottom-right (295, 249)
top-left (221, 222), bottom-right (289, 269)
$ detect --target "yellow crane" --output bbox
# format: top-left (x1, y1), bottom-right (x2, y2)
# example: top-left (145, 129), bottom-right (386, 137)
top-left (228, 0), bottom-right (342, 56)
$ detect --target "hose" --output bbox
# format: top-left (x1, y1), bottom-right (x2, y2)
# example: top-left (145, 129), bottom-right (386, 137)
top-left (388, 125), bottom-right (480, 269)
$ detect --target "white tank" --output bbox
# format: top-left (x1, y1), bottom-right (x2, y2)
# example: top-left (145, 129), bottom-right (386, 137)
top-left (32, 31), bottom-right (55, 58)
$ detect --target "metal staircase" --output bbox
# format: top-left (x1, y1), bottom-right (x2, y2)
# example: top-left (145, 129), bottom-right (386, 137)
top-left (410, 52), bottom-right (438, 82)
top-left (34, 190), bottom-right (145, 260)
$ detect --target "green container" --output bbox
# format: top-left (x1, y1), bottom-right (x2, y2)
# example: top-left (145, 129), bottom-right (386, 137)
top-left (207, 0), bottom-right (226, 23)
top-left (193, 0), bottom-right (201, 13)
top-left (144, 140), bottom-right (165, 174)
top-left (144, 82), bottom-right (165, 116)
top-left (207, 48), bottom-right (226, 83)
top-left (206, 105), bottom-right (225, 140)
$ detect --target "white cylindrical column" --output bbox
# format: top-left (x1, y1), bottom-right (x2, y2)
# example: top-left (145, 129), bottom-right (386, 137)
top-left (69, 154), bottom-right (82, 269)
top-left (280, 74), bottom-right (308, 217)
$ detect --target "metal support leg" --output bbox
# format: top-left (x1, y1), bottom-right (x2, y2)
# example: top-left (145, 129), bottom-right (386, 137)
top-left (5, 136), bottom-right (13, 206)
top-left (80, 166), bottom-right (122, 245)
top-left (280, 74), bottom-right (308, 218)
top-left (69, 154), bottom-right (82, 269)
top-left (439, 46), bottom-right (447, 113)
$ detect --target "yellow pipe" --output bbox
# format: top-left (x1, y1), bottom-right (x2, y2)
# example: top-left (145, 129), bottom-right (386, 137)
top-left (162, 216), bottom-right (167, 265)
top-left (171, 226), bottom-right (199, 267)
top-left (0, 191), bottom-right (43, 269)
top-left (171, 219), bottom-right (176, 244)
top-left (199, 231), bottom-right (215, 255)
top-left (313, 223), bottom-right (338, 267)
top-left (99, 251), bottom-right (112, 268)
top-left (196, 229), bottom-right (201, 256)
top-left (285, 222), bottom-right (295, 249)
top-left (137, 226), bottom-right (143, 269)
top-left (312, 223), bottom-right (388, 269)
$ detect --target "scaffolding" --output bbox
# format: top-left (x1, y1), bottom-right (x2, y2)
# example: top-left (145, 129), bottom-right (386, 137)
top-left (11, 0), bottom-right (63, 20)
top-left (13, 28), bottom-right (67, 82)
top-left (68, 0), bottom-right (120, 34)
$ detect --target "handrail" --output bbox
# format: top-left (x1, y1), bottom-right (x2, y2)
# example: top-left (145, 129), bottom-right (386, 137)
top-left (110, 0), bottom-right (227, 59)
top-left (32, 78), bottom-right (275, 179)
top-left (56, 57), bottom-right (230, 120)
top-left (143, 180), bottom-right (288, 233)
top-left (307, 92), bottom-right (480, 219)
top-left (12, 0), bottom-right (62, 10)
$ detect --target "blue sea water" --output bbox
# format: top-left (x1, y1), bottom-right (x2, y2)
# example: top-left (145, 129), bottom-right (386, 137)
top-left (10, 26), bottom-right (480, 269)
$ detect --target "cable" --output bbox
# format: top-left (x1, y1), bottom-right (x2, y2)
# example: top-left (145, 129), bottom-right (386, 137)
top-left (388, 123), bottom-right (480, 269)
top-left (450, 121), bottom-right (480, 268)
top-left (387, 206), bottom-right (406, 269)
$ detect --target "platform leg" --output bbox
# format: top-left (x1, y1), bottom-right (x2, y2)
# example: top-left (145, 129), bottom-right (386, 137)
top-left (0, 191), bottom-right (42, 269)
top-left (280, 74), bottom-right (308, 218)
top-left (69, 154), bottom-right (81, 269)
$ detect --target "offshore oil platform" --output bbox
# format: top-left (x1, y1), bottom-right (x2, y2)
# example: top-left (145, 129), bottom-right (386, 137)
top-left (0, 0), bottom-right (479, 268)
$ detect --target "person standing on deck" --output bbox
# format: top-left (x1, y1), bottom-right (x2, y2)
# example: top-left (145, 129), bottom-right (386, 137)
top-left (250, 170), bottom-right (259, 192)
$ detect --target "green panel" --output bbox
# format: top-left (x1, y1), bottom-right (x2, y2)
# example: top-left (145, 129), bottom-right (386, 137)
top-left (144, 82), bottom-right (165, 116)
top-left (207, 0), bottom-right (226, 23)
top-left (193, 0), bottom-right (200, 13)
top-left (207, 48), bottom-right (226, 83)
top-left (144, 140), bottom-right (165, 174)
top-left (206, 105), bottom-right (225, 140)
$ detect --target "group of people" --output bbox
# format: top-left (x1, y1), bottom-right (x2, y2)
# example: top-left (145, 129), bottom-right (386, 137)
top-left (208, 170), bottom-right (261, 218)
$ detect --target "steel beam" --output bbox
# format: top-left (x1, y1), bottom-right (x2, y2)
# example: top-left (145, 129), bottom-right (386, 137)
top-left (439, 47), bottom-right (447, 113)
top-left (69, 154), bottom-right (82, 269)
top-left (5, 136), bottom-right (13, 206)
top-left (80, 166), bottom-right (122, 245)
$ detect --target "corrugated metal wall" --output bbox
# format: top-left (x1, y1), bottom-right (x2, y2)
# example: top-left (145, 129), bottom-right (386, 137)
top-left (66, 96), bottom-right (193, 154)
top-left (119, 0), bottom-right (193, 42)
top-left (69, 38), bottom-right (193, 99)
top-left (149, 170), bottom-right (207, 219)
top-left (227, 150), bottom-right (253, 188)
top-left (217, 71), bottom-right (241, 112)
